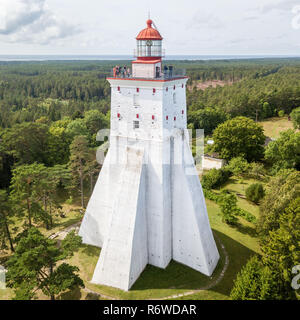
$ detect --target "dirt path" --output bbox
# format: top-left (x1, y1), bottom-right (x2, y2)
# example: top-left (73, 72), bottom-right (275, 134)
top-left (156, 234), bottom-right (229, 300)
top-left (188, 80), bottom-right (234, 91)
top-left (49, 221), bottom-right (81, 240)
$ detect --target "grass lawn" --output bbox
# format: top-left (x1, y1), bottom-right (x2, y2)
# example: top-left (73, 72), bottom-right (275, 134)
top-left (260, 117), bottom-right (295, 139)
top-left (0, 288), bottom-right (13, 300)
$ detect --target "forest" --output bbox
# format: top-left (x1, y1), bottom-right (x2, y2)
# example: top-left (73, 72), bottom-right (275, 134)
top-left (0, 58), bottom-right (299, 300)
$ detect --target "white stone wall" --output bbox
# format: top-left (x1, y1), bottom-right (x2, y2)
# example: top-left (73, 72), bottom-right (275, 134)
top-left (172, 130), bottom-right (220, 276)
top-left (91, 147), bottom-right (148, 291)
top-left (202, 156), bottom-right (225, 170)
top-left (162, 79), bottom-right (188, 132)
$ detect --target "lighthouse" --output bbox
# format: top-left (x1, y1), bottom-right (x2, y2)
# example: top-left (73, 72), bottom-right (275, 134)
top-left (79, 19), bottom-right (220, 291)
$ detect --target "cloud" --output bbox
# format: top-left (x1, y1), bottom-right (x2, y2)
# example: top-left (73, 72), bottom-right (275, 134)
top-left (0, 0), bottom-right (80, 44)
top-left (188, 10), bottom-right (223, 30)
top-left (259, 0), bottom-right (298, 14)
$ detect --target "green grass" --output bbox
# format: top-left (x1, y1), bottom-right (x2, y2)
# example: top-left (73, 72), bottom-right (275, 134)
top-left (0, 288), bottom-right (13, 300)
top-left (260, 117), bottom-right (295, 139)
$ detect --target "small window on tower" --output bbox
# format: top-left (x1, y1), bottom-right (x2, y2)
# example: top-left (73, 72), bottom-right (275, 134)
top-left (136, 88), bottom-right (140, 93)
top-left (153, 88), bottom-right (156, 94)
top-left (182, 84), bottom-right (184, 88)
top-left (117, 86), bottom-right (120, 92)
top-left (166, 87), bottom-right (168, 92)
top-left (133, 120), bottom-right (139, 129)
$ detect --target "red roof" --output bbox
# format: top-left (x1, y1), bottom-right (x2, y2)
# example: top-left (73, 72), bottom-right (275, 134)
top-left (136, 19), bottom-right (163, 40)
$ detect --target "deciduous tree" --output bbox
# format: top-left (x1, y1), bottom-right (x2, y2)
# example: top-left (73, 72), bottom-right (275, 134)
top-left (212, 117), bottom-right (265, 161)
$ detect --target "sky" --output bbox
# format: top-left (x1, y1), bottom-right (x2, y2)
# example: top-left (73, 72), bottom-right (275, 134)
top-left (0, 0), bottom-right (300, 55)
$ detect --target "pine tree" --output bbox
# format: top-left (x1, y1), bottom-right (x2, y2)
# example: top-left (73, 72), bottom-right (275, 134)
top-left (69, 136), bottom-right (90, 208)
top-left (6, 228), bottom-right (84, 300)
top-left (0, 190), bottom-right (15, 252)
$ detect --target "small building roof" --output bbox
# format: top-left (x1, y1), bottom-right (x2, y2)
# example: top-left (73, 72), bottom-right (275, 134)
top-left (207, 139), bottom-right (214, 145)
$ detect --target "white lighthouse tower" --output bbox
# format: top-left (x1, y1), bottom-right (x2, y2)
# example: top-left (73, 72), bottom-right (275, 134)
top-left (79, 19), bottom-right (220, 291)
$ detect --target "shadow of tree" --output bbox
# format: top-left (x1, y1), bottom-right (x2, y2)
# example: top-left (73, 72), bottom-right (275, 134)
top-left (58, 286), bottom-right (82, 300)
top-left (85, 292), bottom-right (100, 300)
top-left (81, 244), bottom-right (101, 257)
top-left (54, 216), bottom-right (82, 230)
top-left (233, 223), bottom-right (257, 237)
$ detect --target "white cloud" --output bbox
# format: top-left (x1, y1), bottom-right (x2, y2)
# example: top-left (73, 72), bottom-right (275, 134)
top-left (259, 0), bottom-right (298, 14)
top-left (188, 9), bottom-right (223, 30)
top-left (0, 0), bottom-right (80, 44)
top-left (0, 0), bottom-right (299, 55)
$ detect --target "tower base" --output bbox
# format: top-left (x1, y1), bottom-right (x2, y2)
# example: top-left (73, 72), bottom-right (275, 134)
top-left (79, 130), bottom-right (219, 291)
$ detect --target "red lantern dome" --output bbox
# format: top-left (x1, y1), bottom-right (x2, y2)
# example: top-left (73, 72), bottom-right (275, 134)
top-left (136, 19), bottom-right (163, 40)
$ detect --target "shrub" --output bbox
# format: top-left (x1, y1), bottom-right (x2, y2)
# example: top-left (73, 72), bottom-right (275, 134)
top-left (226, 157), bottom-right (250, 177)
top-left (246, 183), bottom-right (265, 204)
top-left (249, 162), bottom-right (266, 180)
top-left (278, 110), bottom-right (285, 117)
top-left (201, 168), bottom-right (231, 190)
top-left (203, 189), bottom-right (220, 202)
top-left (291, 107), bottom-right (300, 129)
top-left (230, 256), bottom-right (277, 300)
top-left (218, 192), bottom-right (239, 225)
top-left (265, 129), bottom-right (300, 171)
top-left (236, 208), bottom-right (257, 223)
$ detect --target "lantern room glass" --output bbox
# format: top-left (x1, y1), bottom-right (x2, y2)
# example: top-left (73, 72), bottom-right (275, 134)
top-left (136, 40), bottom-right (162, 57)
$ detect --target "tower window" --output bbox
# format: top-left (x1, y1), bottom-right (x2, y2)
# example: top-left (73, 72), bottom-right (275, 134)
top-left (182, 84), bottom-right (184, 88)
top-left (153, 88), bottom-right (156, 94)
top-left (174, 116), bottom-right (177, 121)
top-left (173, 85), bottom-right (176, 90)
top-left (182, 110), bottom-right (184, 114)
top-left (136, 88), bottom-right (140, 93)
top-left (166, 87), bottom-right (168, 92)
top-left (117, 86), bottom-right (120, 91)
top-left (133, 120), bottom-right (139, 129)
top-left (166, 116), bottom-right (169, 120)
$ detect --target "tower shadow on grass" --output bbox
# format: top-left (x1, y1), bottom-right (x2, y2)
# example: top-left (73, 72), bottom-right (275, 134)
top-left (130, 230), bottom-right (256, 298)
